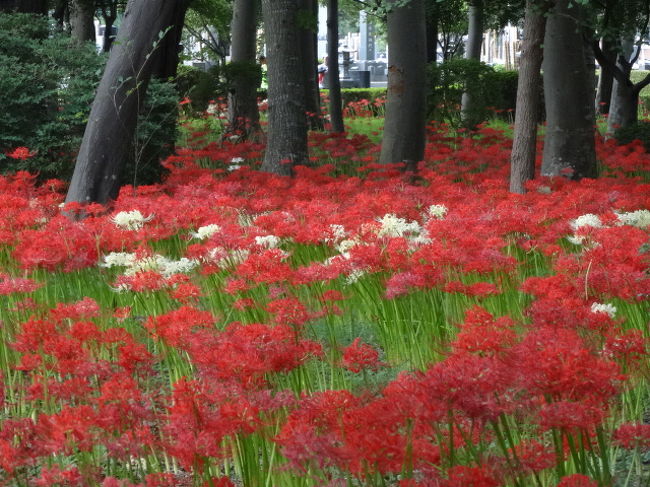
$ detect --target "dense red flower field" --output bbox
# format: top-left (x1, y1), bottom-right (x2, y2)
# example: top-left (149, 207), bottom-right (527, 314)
top-left (0, 124), bottom-right (648, 486)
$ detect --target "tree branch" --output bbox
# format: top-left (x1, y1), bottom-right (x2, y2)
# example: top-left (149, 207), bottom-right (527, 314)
top-left (591, 38), bottom-right (632, 87)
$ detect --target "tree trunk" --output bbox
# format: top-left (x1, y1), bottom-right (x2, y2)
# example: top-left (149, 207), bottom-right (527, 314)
top-left (607, 39), bottom-right (636, 134)
top-left (327, 0), bottom-right (344, 133)
top-left (510, 0), bottom-right (547, 194)
top-left (100, 1), bottom-right (120, 52)
top-left (541, 0), bottom-right (597, 180)
top-left (460, 0), bottom-right (483, 127)
top-left (425, 5), bottom-right (438, 64)
top-left (379, 0), bottom-right (426, 171)
top-left (66, 0), bottom-right (189, 205)
top-left (299, 0), bottom-right (323, 130)
top-left (0, 0), bottom-right (47, 14)
top-left (70, 0), bottom-right (96, 44)
top-left (149, 1), bottom-right (188, 80)
top-left (260, 0), bottom-right (308, 175)
top-left (595, 37), bottom-right (616, 114)
top-left (227, 0), bottom-right (261, 138)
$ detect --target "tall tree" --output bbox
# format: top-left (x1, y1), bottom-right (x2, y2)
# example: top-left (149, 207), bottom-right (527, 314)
top-left (299, 0), bottom-right (323, 130)
top-left (260, 0), bottom-right (308, 175)
top-left (509, 0), bottom-right (547, 194)
top-left (98, 0), bottom-right (124, 52)
top-left (460, 0), bottom-right (484, 126)
top-left (70, 0), bottom-right (96, 44)
top-left (541, 0), bottom-right (597, 180)
top-left (379, 0), bottom-right (426, 171)
top-left (327, 0), bottom-right (344, 133)
top-left (425, 2), bottom-right (439, 64)
top-left (66, 0), bottom-right (190, 205)
top-left (227, 0), bottom-right (261, 139)
top-left (595, 36), bottom-right (616, 114)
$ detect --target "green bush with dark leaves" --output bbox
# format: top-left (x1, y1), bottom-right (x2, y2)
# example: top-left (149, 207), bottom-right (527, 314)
top-left (427, 59), bottom-right (521, 127)
top-left (0, 12), bottom-right (179, 185)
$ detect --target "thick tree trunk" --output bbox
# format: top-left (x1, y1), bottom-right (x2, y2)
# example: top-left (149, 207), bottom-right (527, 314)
top-left (379, 0), bottom-right (426, 170)
top-left (66, 0), bottom-right (188, 205)
top-left (260, 0), bottom-right (308, 175)
top-left (227, 0), bottom-right (261, 138)
top-left (299, 0), bottom-right (323, 130)
top-left (595, 37), bottom-right (616, 114)
top-left (149, 2), bottom-right (188, 80)
top-left (0, 0), bottom-right (47, 14)
top-left (327, 0), bottom-right (344, 133)
top-left (607, 39), bottom-right (637, 134)
top-left (70, 0), bottom-right (96, 44)
top-left (460, 0), bottom-right (483, 127)
top-left (426, 5), bottom-right (438, 64)
top-left (510, 0), bottom-right (546, 194)
top-left (541, 0), bottom-right (597, 180)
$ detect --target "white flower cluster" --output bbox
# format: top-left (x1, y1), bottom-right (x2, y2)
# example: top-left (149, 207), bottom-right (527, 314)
top-left (616, 209), bottom-right (650, 228)
top-left (427, 204), bottom-right (448, 220)
top-left (376, 213), bottom-right (422, 238)
top-left (255, 235), bottom-right (281, 249)
top-left (590, 302), bottom-right (617, 318)
top-left (229, 157), bottom-right (244, 171)
top-left (191, 224), bottom-right (221, 240)
top-left (327, 224), bottom-right (348, 243)
top-left (100, 252), bottom-right (197, 278)
top-left (111, 210), bottom-right (154, 230)
top-left (570, 214), bottom-right (603, 231)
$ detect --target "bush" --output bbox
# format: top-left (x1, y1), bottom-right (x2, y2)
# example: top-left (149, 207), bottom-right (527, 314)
top-left (427, 59), bottom-right (520, 127)
top-left (613, 120), bottom-right (650, 152)
top-left (0, 12), bottom-right (180, 185)
top-left (0, 13), bottom-right (103, 180)
top-left (177, 64), bottom-right (225, 112)
top-left (321, 88), bottom-right (387, 117)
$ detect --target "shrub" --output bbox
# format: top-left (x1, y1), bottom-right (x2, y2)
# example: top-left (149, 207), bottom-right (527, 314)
top-left (321, 88), bottom-right (387, 117)
top-left (427, 59), bottom-right (520, 127)
top-left (613, 120), bottom-right (650, 152)
top-left (0, 12), bottom-right (180, 185)
top-left (177, 64), bottom-right (226, 112)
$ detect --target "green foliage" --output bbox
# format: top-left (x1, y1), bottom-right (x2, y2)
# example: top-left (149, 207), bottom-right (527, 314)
top-left (323, 88), bottom-right (388, 117)
top-left (427, 59), bottom-right (519, 127)
top-left (613, 120), bottom-right (650, 152)
top-left (0, 13), bottom-right (104, 180)
top-left (177, 64), bottom-right (225, 112)
top-left (0, 12), bottom-right (180, 185)
top-left (127, 78), bottom-right (179, 187)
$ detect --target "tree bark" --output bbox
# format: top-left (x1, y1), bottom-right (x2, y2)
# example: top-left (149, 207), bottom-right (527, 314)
top-left (0, 0), bottom-right (47, 14)
top-left (327, 0), bottom-right (344, 133)
top-left (149, 1), bottom-right (188, 80)
top-left (70, 0), bottom-right (96, 44)
top-left (595, 37), bottom-right (616, 115)
top-left (425, 4), bottom-right (438, 64)
top-left (379, 0), bottom-right (426, 171)
top-left (541, 0), bottom-right (597, 180)
top-left (460, 0), bottom-right (483, 127)
top-left (66, 0), bottom-right (189, 205)
top-left (99, 1), bottom-right (120, 52)
top-left (260, 0), bottom-right (308, 175)
top-left (227, 0), bottom-right (261, 138)
top-left (299, 0), bottom-right (323, 130)
top-left (510, 0), bottom-right (547, 194)
top-left (509, 0), bottom-right (547, 193)
top-left (607, 39), bottom-right (637, 134)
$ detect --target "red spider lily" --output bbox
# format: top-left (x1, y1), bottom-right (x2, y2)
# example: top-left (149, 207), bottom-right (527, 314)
top-left (6, 146), bottom-right (36, 160)
top-left (341, 338), bottom-right (383, 373)
top-left (613, 422), bottom-right (650, 449)
top-left (556, 474), bottom-right (598, 487)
